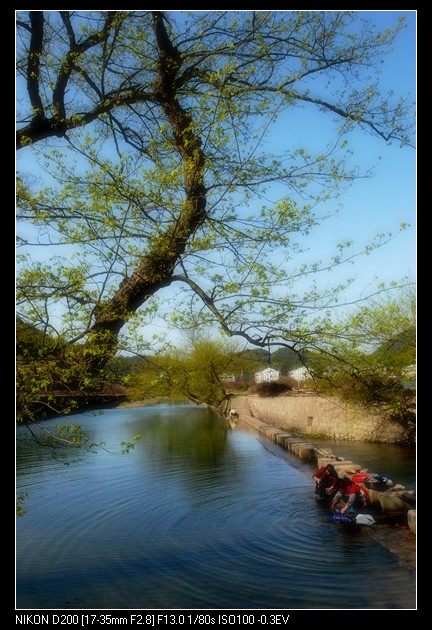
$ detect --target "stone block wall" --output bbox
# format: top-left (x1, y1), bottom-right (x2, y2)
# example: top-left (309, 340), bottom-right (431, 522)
top-left (248, 394), bottom-right (406, 443)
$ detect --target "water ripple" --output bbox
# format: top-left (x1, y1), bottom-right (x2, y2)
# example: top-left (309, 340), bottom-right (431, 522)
top-left (16, 406), bottom-right (416, 610)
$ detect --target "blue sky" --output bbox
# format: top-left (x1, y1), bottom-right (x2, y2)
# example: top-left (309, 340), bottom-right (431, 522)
top-left (265, 10), bottom-right (416, 295)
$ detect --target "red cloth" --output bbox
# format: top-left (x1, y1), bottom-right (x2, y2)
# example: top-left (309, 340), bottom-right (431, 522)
top-left (352, 472), bottom-right (371, 483)
top-left (338, 478), bottom-right (369, 500)
top-left (313, 466), bottom-right (328, 481)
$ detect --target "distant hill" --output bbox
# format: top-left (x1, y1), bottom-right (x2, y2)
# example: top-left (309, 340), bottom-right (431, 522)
top-left (371, 326), bottom-right (416, 372)
top-left (377, 326), bottom-right (415, 355)
top-left (271, 346), bottom-right (304, 373)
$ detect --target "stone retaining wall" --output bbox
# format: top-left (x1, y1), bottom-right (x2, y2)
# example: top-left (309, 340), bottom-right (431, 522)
top-left (248, 394), bottom-right (406, 443)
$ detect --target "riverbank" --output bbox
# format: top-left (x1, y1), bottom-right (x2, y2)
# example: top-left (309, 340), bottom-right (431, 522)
top-left (224, 395), bottom-right (416, 536)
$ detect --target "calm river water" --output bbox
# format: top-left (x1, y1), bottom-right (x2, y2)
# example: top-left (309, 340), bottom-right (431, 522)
top-left (16, 403), bottom-right (416, 611)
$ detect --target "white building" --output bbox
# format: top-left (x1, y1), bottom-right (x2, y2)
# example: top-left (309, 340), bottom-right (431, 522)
top-left (289, 367), bottom-right (310, 381)
top-left (254, 367), bottom-right (280, 383)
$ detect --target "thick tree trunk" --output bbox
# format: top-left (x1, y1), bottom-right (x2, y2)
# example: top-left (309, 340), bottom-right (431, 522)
top-left (85, 11), bottom-right (207, 370)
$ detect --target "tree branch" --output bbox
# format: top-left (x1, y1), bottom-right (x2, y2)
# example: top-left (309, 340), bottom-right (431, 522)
top-left (27, 12), bottom-right (45, 121)
top-left (16, 87), bottom-right (155, 149)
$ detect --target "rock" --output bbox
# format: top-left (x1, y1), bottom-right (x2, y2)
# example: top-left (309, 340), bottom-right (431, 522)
top-left (407, 509), bottom-right (416, 534)
top-left (383, 490), bottom-right (416, 508)
top-left (378, 492), bottom-right (412, 514)
top-left (316, 457), bottom-right (357, 470)
top-left (297, 446), bottom-right (315, 460)
top-left (400, 491), bottom-right (416, 507)
top-left (335, 464), bottom-right (362, 476)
